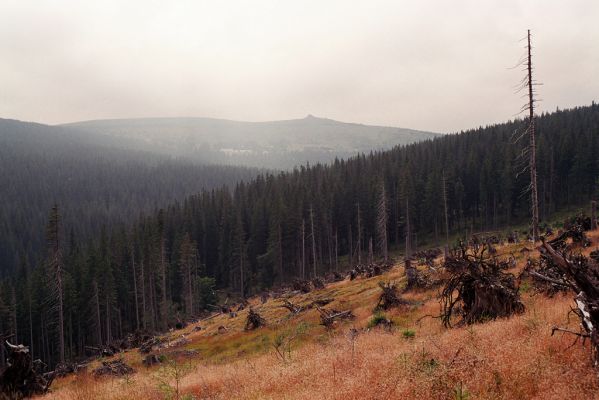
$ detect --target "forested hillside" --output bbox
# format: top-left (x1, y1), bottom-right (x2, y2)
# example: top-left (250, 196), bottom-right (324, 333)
top-left (0, 104), bottom-right (597, 367)
top-left (0, 119), bottom-right (259, 275)
top-left (63, 115), bottom-right (439, 169)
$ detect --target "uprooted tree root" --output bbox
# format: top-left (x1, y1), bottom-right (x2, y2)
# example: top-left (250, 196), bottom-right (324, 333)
top-left (376, 281), bottom-right (410, 310)
top-left (244, 308), bottom-right (266, 331)
top-left (0, 341), bottom-right (53, 399)
top-left (440, 244), bottom-right (524, 327)
top-left (540, 239), bottom-right (599, 367)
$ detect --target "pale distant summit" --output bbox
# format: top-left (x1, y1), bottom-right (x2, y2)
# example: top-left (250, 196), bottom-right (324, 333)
top-left (62, 116), bottom-right (439, 169)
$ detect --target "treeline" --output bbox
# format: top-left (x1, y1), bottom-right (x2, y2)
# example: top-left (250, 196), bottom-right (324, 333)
top-left (0, 118), bottom-right (261, 276)
top-left (1, 103), bottom-right (598, 367)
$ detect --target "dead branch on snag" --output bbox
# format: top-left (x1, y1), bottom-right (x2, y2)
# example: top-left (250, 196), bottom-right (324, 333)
top-left (540, 238), bottom-right (599, 367)
top-left (317, 306), bottom-right (354, 328)
top-left (440, 244), bottom-right (524, 327)
top-left (244, 308), bottom-right (266, 331)
top-left (376, 281), bottom-right (410, 310)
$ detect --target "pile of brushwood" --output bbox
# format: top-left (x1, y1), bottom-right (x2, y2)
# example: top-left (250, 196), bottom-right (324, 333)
top-left (93, 359), bottom-right (135, 377)
top-left (292, 279), bottom-right (312, 293)
top-left (376, 281), bottom-right (410, 310)
top-left (244, 308), bottom-right (266, 331)
top-left (441, 244), bottom-right (524, 327)
top-left (348, 260), bottom-right (393, 280)
top-left (0, 342), bottom-right (53, 399)
top-left (540, 238), bottom-right (599, 367)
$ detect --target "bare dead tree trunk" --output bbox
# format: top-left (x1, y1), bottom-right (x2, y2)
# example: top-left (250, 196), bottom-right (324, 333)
top-left (442, 170), bottom-right (450, 255)
top-left (46, 204), bottom-right (65, 363)
top-left (348, 223), bottom-right (353, 266)
top-left (140, 258), bottom-right (147, 330)
top-left (405, 198), bottom-right (411, 259)
top-left (160, 236), bottom-right (168, 330)
top-left (356, 203), bottom-right (362, 264)
top-left (376, 182), bottom-right (389, 262)
top-left (301, 219), bottom-right (306, 279)
top-left (93, 281), bottom-right (102, 346)
top-left (131, 244), bottom-right (140, 331)
top-left (335, 230), bottom-right (338, 271)
top-left (310, 206), bottom-right (317, 277)
top-left (527, 29), bottom-right (540, 242)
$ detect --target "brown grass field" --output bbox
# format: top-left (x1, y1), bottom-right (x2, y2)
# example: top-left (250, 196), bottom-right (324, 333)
top-left (39, 232), bottom-right (599, 400)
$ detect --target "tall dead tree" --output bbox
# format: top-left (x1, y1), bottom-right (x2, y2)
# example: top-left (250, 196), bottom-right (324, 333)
top-left (179, 233), bottom-right (196, 316)
top-left (376, 182), bottom-right (389, 262)
top-left (442, 170), bottom-right (450, 253)
top-left (157, 210), bottom-right (168, 330)
top-left (514, 30), bottom-right (541, 242)
top-left (46, 204), bottom-right (65, 364)
top-left (526, 30), bottom-right (540, 242)
top-left (356, 203), bottom-right (362, 264)
top-left (130, 241), bottom-right (140, 331)
top-left (310, 205), bottom-right (317, 277)
top-left (405, 198), bottom-right (412, 258)
top-left (301, 219), bottom-right (306, 279)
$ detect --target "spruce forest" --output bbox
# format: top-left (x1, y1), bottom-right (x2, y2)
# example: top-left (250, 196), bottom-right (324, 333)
top-left (1, 103), bottom-right (597, 367)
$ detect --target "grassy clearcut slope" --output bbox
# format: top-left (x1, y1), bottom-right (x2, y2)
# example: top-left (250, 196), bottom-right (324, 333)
top-left (42, 230), bottom-right (599, 400)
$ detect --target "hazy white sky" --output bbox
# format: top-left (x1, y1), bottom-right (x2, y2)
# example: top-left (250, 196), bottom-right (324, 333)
top-left (0, 0), bottom-right (597, 132)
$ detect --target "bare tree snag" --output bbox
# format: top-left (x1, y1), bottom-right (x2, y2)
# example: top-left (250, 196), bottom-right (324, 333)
top-left (592, 200), bottom-right (597, 230)
top-left (376, 182), bottom-right (389, 261)
top-left (46, 204), bottom-right (65, 364)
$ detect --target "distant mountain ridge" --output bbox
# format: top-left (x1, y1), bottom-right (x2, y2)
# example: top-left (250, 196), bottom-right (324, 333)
top-left (61, 115), bottom-right (440, 169)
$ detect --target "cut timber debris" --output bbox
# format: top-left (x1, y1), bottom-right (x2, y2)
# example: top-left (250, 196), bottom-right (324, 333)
top-left (441, 244), bottom-right (524, 327)
top-left (93, 359), bottom-right (135, 377)
top-left (376, 281), bottom-right (410, 310)
top-left (292, 279), bottom-right (312, 293)
top-left (540, 238), bottom-right (599, 367)
top-left (0, 341), bottom-right (53, 398)
top-left (317, 306), bottom-right (354, 328)
top-left (311, 277), bottom-right (325, 289)
top-left (139, 336), bottom-right (164, 354)
top-left (244, 308), bottom-right (266, 331)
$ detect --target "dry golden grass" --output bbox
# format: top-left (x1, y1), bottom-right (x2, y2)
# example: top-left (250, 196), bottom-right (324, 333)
top-left (40, 233), bottom-right (599, 400)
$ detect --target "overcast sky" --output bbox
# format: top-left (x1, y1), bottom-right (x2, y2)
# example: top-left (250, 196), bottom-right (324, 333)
top-left (0, 0), bottom-right (597, 133)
